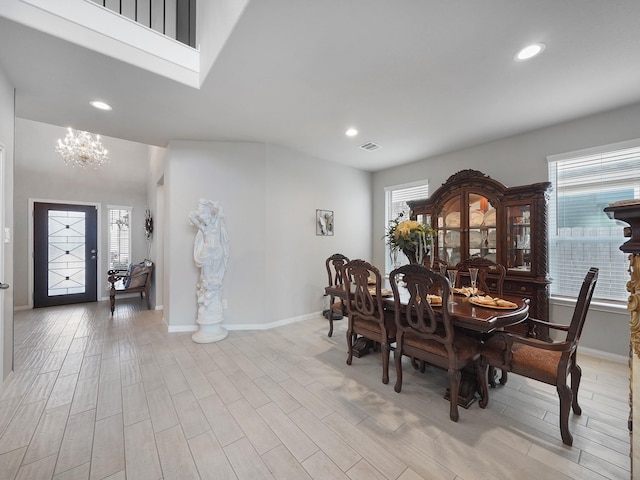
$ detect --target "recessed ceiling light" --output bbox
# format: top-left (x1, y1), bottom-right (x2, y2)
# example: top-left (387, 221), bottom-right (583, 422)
top-left (515, 43), bottom-right (545, 61)
top-left (90, 100), bottom-right (112, 111)
top-left (345, 128), bottom-right (358, 137)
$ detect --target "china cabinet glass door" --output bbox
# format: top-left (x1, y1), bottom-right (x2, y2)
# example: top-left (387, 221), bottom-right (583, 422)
top-left (506, 203), bottom-right (532, 272)
top-left (468, 193), bottom-right (497, 263)
top-left (438, 196), bottom-right (462, 265)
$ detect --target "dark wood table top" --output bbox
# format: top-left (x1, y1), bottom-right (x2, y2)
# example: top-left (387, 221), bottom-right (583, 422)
top-left (325, 284), bottom-right (529, 334)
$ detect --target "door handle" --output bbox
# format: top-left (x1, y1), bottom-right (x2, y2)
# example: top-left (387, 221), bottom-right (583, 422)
top-left (0, 283), bottom-right (9, 289)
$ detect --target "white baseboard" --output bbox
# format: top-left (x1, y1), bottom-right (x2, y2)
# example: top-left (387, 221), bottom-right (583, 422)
top-left (167, 324), bottom-right (198, 333)
top-left (225, 312), bottom-right (320, 331)
top-left (580, 346), bottom-right (628, 365)
top-left (166, 312), bottom-right (321, 334)
top-left (14, 305), bottom-right (30, 311)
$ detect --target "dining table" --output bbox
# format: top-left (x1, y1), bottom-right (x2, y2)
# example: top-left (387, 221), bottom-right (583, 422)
top-left (325, 283), bottom-right (530, 335)
top-left (324, 281), bottom-right (530, 407)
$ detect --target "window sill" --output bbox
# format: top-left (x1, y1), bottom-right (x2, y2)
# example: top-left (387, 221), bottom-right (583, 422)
top-left (550, 296), bottom-right (628, 315)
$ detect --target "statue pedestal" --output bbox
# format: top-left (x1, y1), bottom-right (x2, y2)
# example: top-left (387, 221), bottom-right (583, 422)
top-left (192, 302), bottom-right (228, 343)
top-left (192, 321), bottom-right (228, 343)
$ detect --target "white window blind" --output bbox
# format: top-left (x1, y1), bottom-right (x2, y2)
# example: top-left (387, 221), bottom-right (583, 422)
top-left (548, 141), bottom-right (640, 302)
top-left (108, 206), bottom-right (132, 270)
top-left (384, 181), bottom-right (429, 274)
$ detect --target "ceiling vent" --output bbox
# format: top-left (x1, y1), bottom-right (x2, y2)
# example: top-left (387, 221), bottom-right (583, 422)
top-left (359, 142), bottom-right (382, 152)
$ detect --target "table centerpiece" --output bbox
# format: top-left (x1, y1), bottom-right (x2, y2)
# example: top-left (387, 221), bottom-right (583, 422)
top-left (385, 213), bottom-right (435, 267)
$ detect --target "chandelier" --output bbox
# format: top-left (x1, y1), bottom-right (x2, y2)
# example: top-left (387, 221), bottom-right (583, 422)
top-left (55, 128), bottom-right (109, 168)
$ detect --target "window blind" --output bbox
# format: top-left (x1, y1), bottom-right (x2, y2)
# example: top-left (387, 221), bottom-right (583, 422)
top-left (108, 207), bottom-right (132, 270)
top-left (548, 143), bottom-right (640, 302)
top-left (388, 183), bottom-right (429, 222)
top-left (384, 181), bottom-right (429, 274)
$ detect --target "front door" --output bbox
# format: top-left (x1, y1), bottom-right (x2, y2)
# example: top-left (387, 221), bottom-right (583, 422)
top-left (33, 202), bottom-right (98, 307)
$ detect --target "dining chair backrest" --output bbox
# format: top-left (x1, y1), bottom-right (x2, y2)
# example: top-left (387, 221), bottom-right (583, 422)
top-left (455, 256), bottom-right (506, 295)
top-left (566, 267), bottom-right (599, 345)
top-left (326, 253), bottom-right (349, 289)
top-left (389, 263), bottom-right (454, 347)
top-left (342, 259), bottom-right (384, 323)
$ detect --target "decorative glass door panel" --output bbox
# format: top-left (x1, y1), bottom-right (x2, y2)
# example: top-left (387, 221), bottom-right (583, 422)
top-left (47, 210), bottom-right (86, 296)
top-left (439, 197), bottom-right (462, 265)
top-left (33, 202), bottom-right (98, 307)
top-left (507, 204), bottom-right (532, 272)
top-left (468, 193), bottom-right (497, 262)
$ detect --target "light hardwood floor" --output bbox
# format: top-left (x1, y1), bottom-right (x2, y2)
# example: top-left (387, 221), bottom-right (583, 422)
top-left (0, 299), bottom-right (630, 479)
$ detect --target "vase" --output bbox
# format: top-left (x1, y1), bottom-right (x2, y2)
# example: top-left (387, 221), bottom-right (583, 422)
top-left (403, 249), bottom-right (419, 264)
top-left (402, 248), bottom-right (431, 266)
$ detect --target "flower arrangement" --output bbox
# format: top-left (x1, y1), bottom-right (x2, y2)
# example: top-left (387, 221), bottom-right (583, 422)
top-left (385, 213), bottom-right (436, 265)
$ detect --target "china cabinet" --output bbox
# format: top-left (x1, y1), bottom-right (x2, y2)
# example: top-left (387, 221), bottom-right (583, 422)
top-left (407, 169), bottom-right (552, 324)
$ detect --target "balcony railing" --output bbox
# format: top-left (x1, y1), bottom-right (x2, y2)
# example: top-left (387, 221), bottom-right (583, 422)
top-left (91, 0), bottom-right (196, 47)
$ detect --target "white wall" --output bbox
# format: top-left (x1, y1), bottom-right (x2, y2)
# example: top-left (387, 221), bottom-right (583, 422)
top-left (197, 0), bottom-right (249, 83)
top-left (372, 102), bottom-right (640, 358)
top-left (264, 143), bottom-right (372, 322)
top-left (14, 119), bottom-right (150, 307)
top-left (0, 65), bottom-right (15, 381)
top-left (163, 140), bottom-right (372, 330)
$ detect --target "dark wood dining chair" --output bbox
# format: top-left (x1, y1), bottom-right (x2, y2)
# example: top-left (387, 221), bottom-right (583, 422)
top-left (324, 253), bottom-right (350, 337)
top-left (454, 256), bottom-right (506, 295)
top-left (342, 259), bottom-right (396, 384)
top-left (389, 263), bottom-right (488, 422)
top-left (480, 267), bottom-right (599, 446)
top-left (455, 256), bottom-right (508, 385)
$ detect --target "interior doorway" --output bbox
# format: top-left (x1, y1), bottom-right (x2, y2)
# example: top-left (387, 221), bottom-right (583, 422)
top-left (33, 202), bottom-right (98, 307)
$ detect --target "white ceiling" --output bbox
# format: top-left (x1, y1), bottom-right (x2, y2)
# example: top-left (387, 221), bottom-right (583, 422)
top-left (1, 0), bottom-right (640, 172)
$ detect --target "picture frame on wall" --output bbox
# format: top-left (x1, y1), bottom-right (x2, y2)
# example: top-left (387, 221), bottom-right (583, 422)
top-left (316, 209), bottom-right (334, 236)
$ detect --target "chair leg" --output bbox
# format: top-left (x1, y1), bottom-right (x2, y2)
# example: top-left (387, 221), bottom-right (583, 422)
top-left (448, 369), bottom-right (461, 422)
top-left (327, 296), bottom-right (335, 337)
top-left (381, 342), bottom-right (390, 385)
top-left (499, 370), bottom-right (508, 385)
top-left (346, 328), bottom-right (353, 365)
top-left (394, 339), bottom-right (403, 393)
top-left (557, 383), bottom-right (574, 446)
top-left (570, 361), bottom-right (583, 415)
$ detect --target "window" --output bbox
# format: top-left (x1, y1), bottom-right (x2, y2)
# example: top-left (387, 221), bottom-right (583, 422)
top-left (548, 140), bottom-right (640, 302)
top-left (384, 181), bottom-right (429, 274)
top-left (108, 206), bottom-right (132, 270)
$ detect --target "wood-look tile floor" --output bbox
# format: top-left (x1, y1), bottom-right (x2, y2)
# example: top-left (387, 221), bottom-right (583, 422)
top-left (0, 299), bottom-right (630, 479)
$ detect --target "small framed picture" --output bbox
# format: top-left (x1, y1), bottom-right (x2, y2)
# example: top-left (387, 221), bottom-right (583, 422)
top-left (316, 209), bottom-right (334, 236)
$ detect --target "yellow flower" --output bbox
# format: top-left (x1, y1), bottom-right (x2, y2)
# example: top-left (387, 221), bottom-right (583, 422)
top-left (395, 220), bottom-right (421, 240)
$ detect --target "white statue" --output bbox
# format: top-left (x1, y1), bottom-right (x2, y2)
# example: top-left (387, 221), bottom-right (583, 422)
top-left (189, 198), bottom-right (229, 343)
